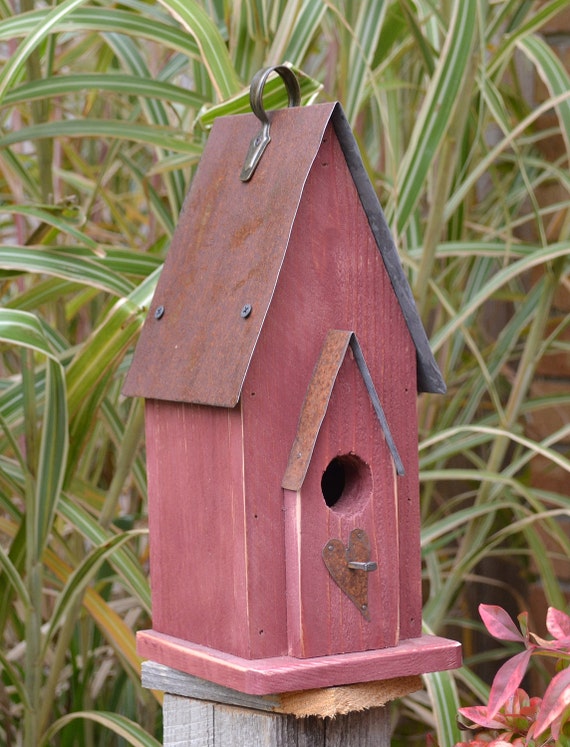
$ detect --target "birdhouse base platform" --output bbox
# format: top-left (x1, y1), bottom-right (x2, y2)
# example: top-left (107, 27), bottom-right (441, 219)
top-left (137, 629), bottom-right (461, 695)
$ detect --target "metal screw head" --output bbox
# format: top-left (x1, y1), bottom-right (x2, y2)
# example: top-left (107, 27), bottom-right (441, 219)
top-left (241, 304), bottom-right (252, 318)
top-left (154, 305), bottom-right (165, 320)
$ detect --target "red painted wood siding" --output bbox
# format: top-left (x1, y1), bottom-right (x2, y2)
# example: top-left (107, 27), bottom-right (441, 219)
top-left (284, 349), bottom-right (400, 657)
top-left (144, 399), bottom-right (286, 658)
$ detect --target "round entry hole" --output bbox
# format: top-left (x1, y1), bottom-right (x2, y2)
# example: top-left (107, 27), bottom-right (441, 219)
top-left (321, 454), bottom-right (372, 513)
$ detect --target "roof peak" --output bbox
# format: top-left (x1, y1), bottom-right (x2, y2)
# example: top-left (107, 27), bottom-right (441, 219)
top-left (123, 102), bottom-right (445, 405)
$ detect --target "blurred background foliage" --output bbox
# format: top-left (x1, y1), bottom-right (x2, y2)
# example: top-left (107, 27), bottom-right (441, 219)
top-left (0, 0), bottom-right (569, 744)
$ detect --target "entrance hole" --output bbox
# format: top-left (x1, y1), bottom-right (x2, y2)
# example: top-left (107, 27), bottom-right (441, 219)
top-left (321, 454), bottom-right (372, 513)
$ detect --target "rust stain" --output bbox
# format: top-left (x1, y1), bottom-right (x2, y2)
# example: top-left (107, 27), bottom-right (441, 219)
top-left (281, 330), bottom-right (352, 491)
top-left (123, 103), bottom-right (337, 407)
top-left (322, 528), bottom-right (375, 621)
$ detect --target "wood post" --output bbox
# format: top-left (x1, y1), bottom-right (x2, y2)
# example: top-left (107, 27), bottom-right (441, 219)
top-left (143, 661), bottom-right (422, 746)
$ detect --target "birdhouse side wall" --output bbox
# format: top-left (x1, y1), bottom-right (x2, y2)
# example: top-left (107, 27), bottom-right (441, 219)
top-left (144, 399), bottom-right (256, 658)
top-left (240, 121), bottom-right (422, 653)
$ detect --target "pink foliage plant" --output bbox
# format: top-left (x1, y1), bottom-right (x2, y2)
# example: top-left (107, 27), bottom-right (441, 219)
top-left (454, 604), bottom-right (570, 746)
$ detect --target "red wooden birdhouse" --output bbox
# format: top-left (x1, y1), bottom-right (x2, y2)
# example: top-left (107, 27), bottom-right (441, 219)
top-left (124, 67), bottom-right (461, 695)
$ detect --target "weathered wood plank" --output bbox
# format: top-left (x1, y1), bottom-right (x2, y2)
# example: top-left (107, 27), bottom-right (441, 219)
top-left (142, 661), bottom-right (422, 718)
top-left (324, 708), bottom-right (391, 746)
top-left (142, 661), bottom-right (280, 713)
top-left (162, 694), bottom-right (391, 746)
top-left (163, 696), bottom-right (213, 747)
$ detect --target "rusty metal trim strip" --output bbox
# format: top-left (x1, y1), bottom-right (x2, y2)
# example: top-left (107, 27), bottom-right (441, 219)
top-left (282, 330), bottom-right (352, 491)
top-left (282, 330), bottom-right (405, 491)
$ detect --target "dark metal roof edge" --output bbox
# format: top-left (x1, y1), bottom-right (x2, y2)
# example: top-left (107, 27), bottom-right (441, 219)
top-left (330, 103), bottom-right (446, 395)
top-left (348, 335), bottom-right (405, 476)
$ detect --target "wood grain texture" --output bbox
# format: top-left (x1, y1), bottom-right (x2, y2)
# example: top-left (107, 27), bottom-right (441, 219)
top-left (162, 694), bottom-right (390, 746)
top-left (144, 399), bottom-right (265, 658)
top-left (142, 661), bottom-right (280, 712)
top-left (142, 661), bottom-right (421, 717)
top-left (164, 696), bottom-right (214, 747)
top-left (137, 629), bottom-right (461, 695)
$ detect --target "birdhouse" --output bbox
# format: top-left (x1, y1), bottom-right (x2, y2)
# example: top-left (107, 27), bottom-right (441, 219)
top-left (124, 67), bottom-right (461, 695)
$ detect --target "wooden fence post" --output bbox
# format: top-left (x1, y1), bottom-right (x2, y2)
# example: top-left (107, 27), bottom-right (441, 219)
top-left (143, 661), bottom-right (423, 746)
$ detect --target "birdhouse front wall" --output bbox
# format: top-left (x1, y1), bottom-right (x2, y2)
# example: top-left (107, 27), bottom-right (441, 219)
top-left (238, 120), bottom-right (422, 645)
top-left (283, 345), bottom-right (400, 659)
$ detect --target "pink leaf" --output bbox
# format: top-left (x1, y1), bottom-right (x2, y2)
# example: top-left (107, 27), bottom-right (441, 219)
top-left (533, 665), bottom-right (570, 737)
top-left (479, 604), bottom-right (525, 643)
top-left (487, 649), bottom-right (532, 719)
top-left (546, 607), bottom-right (570, 641)
top-left (457, 704), bottom-right (506, 730)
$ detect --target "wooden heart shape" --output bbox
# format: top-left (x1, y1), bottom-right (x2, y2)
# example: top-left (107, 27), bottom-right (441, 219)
top-left (322, 528), bottom-right (374, 620)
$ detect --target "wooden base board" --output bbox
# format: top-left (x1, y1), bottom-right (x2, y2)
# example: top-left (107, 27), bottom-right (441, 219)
top-left (137, 629), bottom-right (461, 695)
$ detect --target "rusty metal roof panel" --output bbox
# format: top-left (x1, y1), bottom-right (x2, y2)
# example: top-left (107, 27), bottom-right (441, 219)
top-left (123, 103), bottom-right (337, 406)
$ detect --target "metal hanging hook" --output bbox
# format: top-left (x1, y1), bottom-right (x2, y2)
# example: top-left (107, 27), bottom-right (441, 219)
top-left (240, 65), bottom-right (301, 182)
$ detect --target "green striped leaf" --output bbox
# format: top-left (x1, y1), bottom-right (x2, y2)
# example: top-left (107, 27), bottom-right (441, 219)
top-left (0, 247), bottom-right (134, 296)
top-left (3, 73), bottom-right (206, 109)
top-left (0, 310), bottom-right (68, 556)
top-left (0, 542), bottom-right (30, 607)
top-left (392, 1), bottom-right (477, 235)
top-left (271, 0), bottom-right (327, 64)
top-left (156, 0), bottom-right (242, 100)
top-left (431, 243), bottom-right (570, 352)
top-left (0, 119), bottom-right (202, 155)
top-left (0, 7), bottom-right (199, 57)
top-left (488, 0), bottom-right (570, 73)
top-left (103, 31), bottom-right (187, 213)
top-left (344, 0), bottom-right (388, 123)
top-left (517, 33), bottom-right (570, 155)
top-left (57, 496), bottom-right (151, 614)
top-left (4, 204), bottom-right (97, 249)
top-left (423, 667), bottom-right (462, 747)
top-left (0, 309), bottom-right (60, 359)
top-left (0, 0), bottom-right (91, 105)
top-left (65, 267), bottom-right (160, 469)
top-left (44, 529), bottom-right (147, 649)
top-left (42, 711), bottom-right (162, 747)
top-left (34, 357), bottom-right (68, 555)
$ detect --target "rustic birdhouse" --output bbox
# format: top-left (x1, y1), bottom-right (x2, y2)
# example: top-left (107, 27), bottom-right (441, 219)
top-left (124, 66), bottom-right (461, 695)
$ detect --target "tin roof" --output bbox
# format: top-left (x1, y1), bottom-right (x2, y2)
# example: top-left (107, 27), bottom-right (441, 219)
top-left (123, 102), bottom-right (445, 405)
